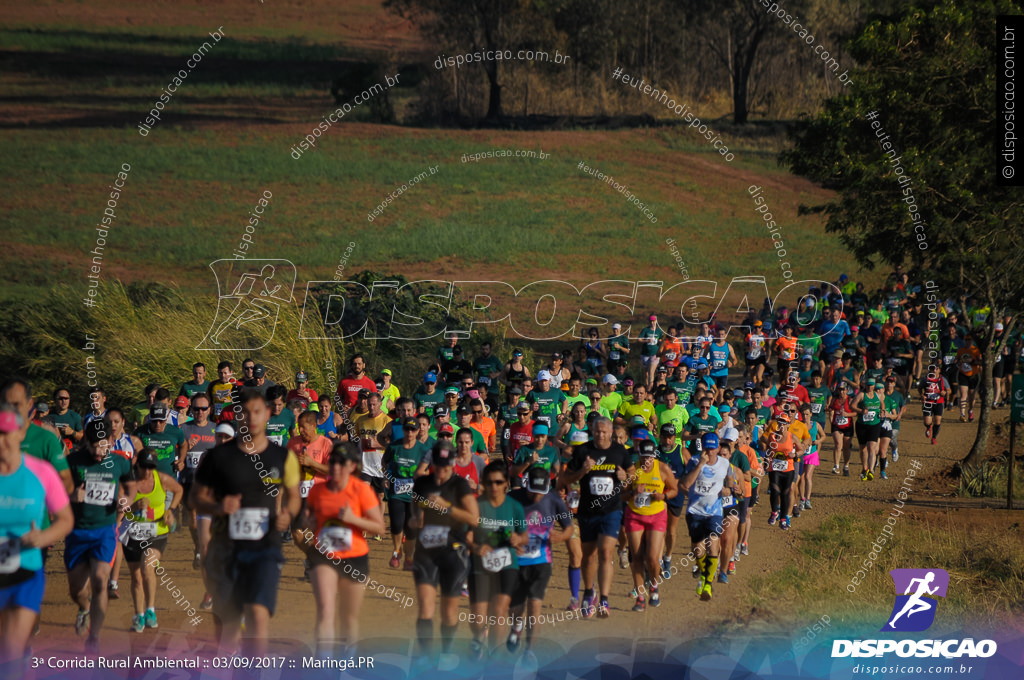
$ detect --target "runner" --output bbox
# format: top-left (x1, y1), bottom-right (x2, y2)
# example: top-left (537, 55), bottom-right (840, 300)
top-left (135, 404), bottom-right (186, 491)
top-left (265, 385), bottom-right (295, 447)
top-left (852, 378), bottom-right (883, 482)
top-left (122, 448), bottom-right (182, 633)
top-left (558, 417), bottom-right (633, 618)
top-left (190, 389), bottom-right (302, 656)
top-left (353, 393), bottom-right (391, 505)
top-left (705, 328), bottom-right (737, 390)
top-left (286, 370), bottom-right (320, 409)
top-left (65, 419), bottom-right (136, 653)
top-left (449, 428), bottom-right (488, 493)
top-left (180, 394), bottom-right (217, 572)
top-left (744, 320), bottom-right (770, 384)
top-left (623, 439), bottom-right (677, 610)
top-left (795, 403), bottom-right (822, 510)
top-left (337, 355), bottom-right (377, 410)
top-left (655, 423), bottom-right (689, 579)
top-left (501, 350), bottom-right (531, 392)
top-left (507, 464), bottom-right (574, 662)
top-left (382, 417), bottom-right (427, 570)
top-left (829, 380), bottom-right (857, 476)
top-left (413, 373), bottom-right (444, 419)
top-left (774, 325), bottom-right (799, 377)
top-left (409, 441), bottom-right (480, 665)
top-left (718, 428), bottom-right (749, 582)
top-left (207, 362), bottom-right (241, 418)
top-left (878, 376), bottom-right (906, 477)
top-left (526, 371), bottom-right (567, 430)
top-left (301, 441), bottom-right (386, 658)
top-left (288, 410), bottom-right (333, 579)
top-left (510, 423), bottom-right (559, 488)
top-left (682, 433), bottom-right (738, 601)
top-left (919, 370), bottom-right (951, 446)
top-left (759, 412), bottom-right (799, 530)
top-left (639, 315), bottom-right (664, 387)
top-left (582, 330), bottom-right (606, 374)
top-left (0, 406), bottom-right (73, 665)
top-left (467, 461), bottom-right (526, 658)
top-left (315, 394), bottom-right (344, 441)
top-left (956, 337), bottom-right (982, 422)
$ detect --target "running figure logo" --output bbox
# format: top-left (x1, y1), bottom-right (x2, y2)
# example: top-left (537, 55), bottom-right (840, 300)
top-left (881, 568), bottom-right (949, 632)
top-left (197, 259), bottom-right (296, 351)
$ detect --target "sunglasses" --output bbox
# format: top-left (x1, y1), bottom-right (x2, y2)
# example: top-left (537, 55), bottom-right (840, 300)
top-left (472, 409), bottom-right (483, 414)
top-left (439, 433), bottom-right (453, 438)
top-left (57, 396), bottom-right (70, 400)
top-left (195, 406), bottom-right (210, 411)
top-left (484, 479), bottom-right (506, 486)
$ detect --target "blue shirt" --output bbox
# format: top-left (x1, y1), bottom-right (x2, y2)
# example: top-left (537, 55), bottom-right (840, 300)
top-left (683, 456), bottom-right (731, 517)
top-left (819, 319), bottom-right (850, 353)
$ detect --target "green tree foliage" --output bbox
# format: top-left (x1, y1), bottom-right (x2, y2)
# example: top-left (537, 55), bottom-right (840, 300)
top-left (781, 0), bottom-right (1023, 465)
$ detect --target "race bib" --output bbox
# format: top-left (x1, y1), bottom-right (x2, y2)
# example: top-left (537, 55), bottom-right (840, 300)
top-left (567, 489), bottom-right (580, 509)
top-left (694, 480), bottom-right (715, 496)
top-left (84, 480), bottom-right (116, 506)
top-left (865, 410), bottom-right (877, 421)
top-left (0, 536), bottom-right (21, 574)
top-left (393, 478), bottom-right (414, 496)
top-left (128, 521), bottom-right (158, 541)
top-left (694, 438), bottom-right (703, 452)
top-left (721, 495), bottom-right (737, 508)
top-left (634, 492), bottom-right (652, 508)
top-left (186, 451), bottom-right (203, 469)
top-left (811, 403), bottom-right (823, 414)
top-left (836, 416), bottom-right (849, 426)
top-left (482, 547), bottom-right (512, 572)
top-left (589, 477), bottom-right (614, 496)
top-left (713, 357), bottom-right (726, 368)
top-left (228, 507), bottom-right (270, 541)
top-left (299, 479), bottom-right (315, 498)
top-left (268, 434), bottom-right (285, 446)
top-left (318, 525), bottom-right (353, 554)
top-left (943, 355), bottom-right (955, 365)
top-left (610, 351), bottom-right (621, 361)
top-left (665, 352), bottom-right (677, 361)
top-left (961, 362), bottom-right (972, 373)
top-left (419, 525), bottom-right (450, 549)
top-left (771, 458), bottom-right (790, 472)
top-left (521, 535), bottom-right (543, 561)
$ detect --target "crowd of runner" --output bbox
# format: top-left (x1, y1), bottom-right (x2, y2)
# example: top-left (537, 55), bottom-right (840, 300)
top-left (1, 269), bottom-right (1020, 670)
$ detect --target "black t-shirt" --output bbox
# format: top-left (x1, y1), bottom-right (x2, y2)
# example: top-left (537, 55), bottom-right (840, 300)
top-left (194, 440), bottom-right (293, 550)
top-left (567, 442), bottom-right (632, 517)
top-left (412, 472), bottom-right (474, 548)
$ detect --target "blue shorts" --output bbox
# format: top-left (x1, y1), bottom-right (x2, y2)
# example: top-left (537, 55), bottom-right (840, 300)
top-left (64, 525), bottom-right (118, 571)
top-left (686, 513), bottom-right (724, 543)
top-left (578, 510), bottom-right (624, 543)
top-left (0, 569), bottom-right (45, 613)
top-left (711, 374), bottom-right (728, 389)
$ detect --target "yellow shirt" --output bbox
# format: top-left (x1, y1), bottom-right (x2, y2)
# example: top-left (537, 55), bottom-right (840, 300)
top-left (629, 462), bottom-right (667, 515)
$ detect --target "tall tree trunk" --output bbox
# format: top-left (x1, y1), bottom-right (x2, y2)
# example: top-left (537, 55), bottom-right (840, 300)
top-left (962, 313), bottom-right (998, 467)
top-left (733, 66), bottom-right (749, 124)
top-left (484, 61), bottom-right (502, 119)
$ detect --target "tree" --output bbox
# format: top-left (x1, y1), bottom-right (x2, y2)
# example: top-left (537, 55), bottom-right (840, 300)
top-left (782, 0), bottom-right (1023, 466)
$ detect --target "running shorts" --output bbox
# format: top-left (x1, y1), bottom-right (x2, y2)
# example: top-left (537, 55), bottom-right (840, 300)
top-left (511, 563), bottom-right (553, 607)
top-left (360, 473), bottom-right (386, 495)
top-left (205, 543), bottom-right (285, 619)
top-left (685, 514), bottom-right (723, 543)
top-left (578, 510), bottom-right (624, 543)
top-left (387, 498), bottom-right (414, 535)
top-left (0, 569), bottom-right (45, 613)
top-left (309, 551), bottom-right (371, 583)
top-left (468, 567), bottom-right (519, 604)
top-left (123, 536), bottom-right (168, 563)
top-left (64, 525), bottom-right (118, 571)
top-left (923, 402), bottom-right (944, 418)
top-left (623, 508), bottom-right (667, 533)
top-left (855, 421), bottom-right (881, 445)
top-left (412, 544), bottom-right (470, 598)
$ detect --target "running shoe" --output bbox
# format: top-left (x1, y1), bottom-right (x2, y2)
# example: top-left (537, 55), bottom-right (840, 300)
top-left (699, 583), bottom-right (713, 601)
top-left (107, 581), bottom-right (119, 600)
top-left (692, 564), bottom-right (700, 579)
top-left (880, 471), bottom-right (888, 480)
top-left (131, 614), bottom-right (145, 633)
top-left (619, 549), bottom-right (629, 569)
top-left (75, 610), bottom-right (90, 637)
top-left (969, 410), bottom-right (974, 422)
top-left (892, 447), bottom-right (899, 463)
top-left (860, 471), bottom-right (869, 482)
top-left (931, 437), bottom-right (937, 445)
top-left (193, 553), bottom-right (201, 570)
top-left (582, 594), bottom-right (597, 619)
top-left (144, 608), bottom-right (158, 629)
top-left (461, 583), bottom-right (469, 598)
top-left (960, 414), bottom-right (967, 423)
top-left (566, 596), bottom-right (580, 612)
top-left (926, 425), bottom-right (932, 438)
top-left (740, 542), bottom-right (749, 556)
top-left (389, 552), bottom-right (401, 569)
top-left (804, 500), bottom-right (812, 510)
top-left (598, 598), bottom-right (610, 618)
top-left (660, 556), bottom-right (671, 580)
top-left (867, 471), bottom-right (874, 481)
top-left (507, 619), bottom-right (523, 652)
top-left (374, 534), bottom-right (383, 542)
top-left (632, 597), bottom-right (646, 612)
top-left (843, 467), bottom-right (851, 477)
top-left (780, 517), bottom-right (790, 530)
top-left (84, 638), bottom-right (99, 656)
top-left (792, 505), bottom-right (801, 518)
top-left (732, 547), bottom-right (740, 563)
top-left (717, 572), bottom-right (729, 584)
top-left (403, 559), bottom-right (415, 571)
top-left (768, 511), bottom-right (779, 525)
top-left (832, 464), bottom-right (840, 475)
top-left (650, 587), bottom-right (661, 607)
top-left (727, 560), bottom-right (736, 575)
top-left (200, 593), bottom-right (213, 610)
top-left (469, 639), bottom-right (485, 661)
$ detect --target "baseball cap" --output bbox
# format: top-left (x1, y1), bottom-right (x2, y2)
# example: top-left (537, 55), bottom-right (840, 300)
top-left (537, 369), bottom-right (552, 382)
top-left (602, 374), bottom-right (619, 385)
top-left (508, 386), bottom-right (523, 395)
top-left (569, 430), bottom-right (589, 445)
top-left (457, 404), bottom-right (472, 416)
top-left (84, 419), bottom-right (110, 443)
top-left (612, 322), bottom-right (622, 329)
top-left (434, 405), bottom-right (450, 418)
top-left (136, 449), bottom-right (159, 469)
top-left (375, 380), bottom-right (385, 391)
top-left (623, 378), bottom-right (634, 387)
top-left (438, 423), bottom-right (454, 436)
top-left (380, 368), bottom-right (392, 377)
top-left (445, 385), bottom-right (460, 395)
top-left (467, 389), bottom-right (481, 401)
top-left (996, 322), bottom-right (1005, 331)
top-left (175, 395), bottom-right (190, 408)
top-left (423, 373), bottom-right (437, 384)
top-left (839, 274), bottom-right (849, 281)
top-left (432, 441), bottom-right (456, 466)
top-left (753, 320), bottom-right (763, 327)
top-left (696, 359), bottom-right (709, 369)
top-left (525, 465), bottom-right (551, 494)
top-left (296, 371), bottom-right (309, 382)
top-left (660, 423), bottom-right (677, 436)
top-left (885, 376), bottom-right (897, 382)
top-left (532, 423), bottom-right (549, 436)
top-left (718, 404), bottom-right (731, 415)
top-left (701, 432), bottom-right (720, 449)
top-left (401, 417), bottom-right (419, 430)
top-left (866, 378), bottom-right (877, 386)
top-left (638, 439), bottom-right (657, 457)
top-left (34, 401), bottom-right (50, 415)
top-left (357, 388), bottom-right (370, 398)
top-left (253, 364), bottom-right (266, 378)
top-left (733, 389), bottom-right (745, 398)
top-left (721, 427), bottom-right (739, 442)
top-left (744, 381), bottom-right (755, 390)
top-left (517, 402), bottom-right (531, 412)
top-left (632, 428), bottom-right (650, 440)
top-left (0, 410), bottom-right (22, 434)
top-left (215, 423), bottom-right (235, 437)
top-left (552, 352), bottom-right (562, 359)
top-left (656, 365), bottom-right (668, 373)
top-left (649, 315), bottom-right (657, 321)
top-left (149, 404), bottom-right (169, 421)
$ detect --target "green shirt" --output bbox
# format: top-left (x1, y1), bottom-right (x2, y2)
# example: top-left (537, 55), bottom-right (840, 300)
top-left (52, 409), bottom-right (83, 436)
top-left (527, 388), bottom-right (566, 423)
top-left (23, 423), bottom-right (67, 472)
top-left (883, 391), bottom-right (906, 431)
top-left (797, 333), bottom-right (821, 359)
top-left (599, 392), bottom-right (623, 414)
top-left (266, 410), bottom-right (296, 447)
top-left (414, 389), bottom-right (445, 417)
top-left (137, 423), bottom-right (185, 476)
top-left (384, 441), bottom-right (427, 501)
top-left (474, 355), bottom-right (504, 381)
top-left (639, 327), bottom-right (664, 357)
top-left (67, 448), bottom-right (134, 529)
top-left (514, 443), bottom-right (559, 473)
top-left (686, 415), bottom-right (720, 454)
top-left (607, 334), bottom-right (630, 362)
top-left (473, 496), bottom-right (526, 573)
top-left (179, 379), bottom-right (211, 398)
top-left (655, 404), bottom-right (689, 434)
top-left (860, 393), bottom-right (883, 425)
top-left (807, 386), bottom-right (831, 423)
top-left (565, 394), bottom-right (589, 412)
